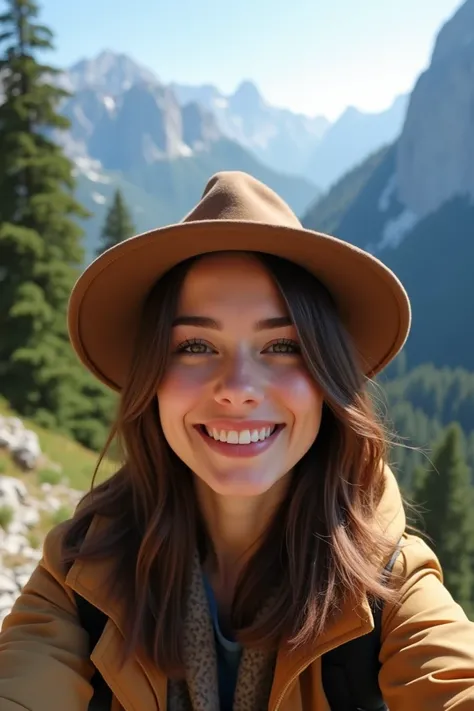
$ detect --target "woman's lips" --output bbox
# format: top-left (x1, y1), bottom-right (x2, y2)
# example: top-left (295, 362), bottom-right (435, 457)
top-left (195, 423), bottom-right (285, 458)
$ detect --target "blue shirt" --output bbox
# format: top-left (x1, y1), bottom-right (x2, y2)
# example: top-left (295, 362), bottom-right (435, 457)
top-left (203, 574), bottom-right (242, 711)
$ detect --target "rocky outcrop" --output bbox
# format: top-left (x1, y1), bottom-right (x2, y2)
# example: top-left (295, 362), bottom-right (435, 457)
top-left (0, 414), bottom-right (85, 625)
top-left (0, 474), bottom-right (41, 624)
top-left (397, 0), bottom-right (474, 217)
top-left (0, 567), bottom-right (36, 625)
top-left (0, 473), bottom-right (83, 624)
top-left (61, 49), bottom-right (160, 95)
top-left (84, 82), bottom-right (222, 171)
top-left (0, 416), bottom-right (42, 470)
top-left (306, 95), bottom-right (408, 191)
top-left (172, 79), bottom-right (330, 177)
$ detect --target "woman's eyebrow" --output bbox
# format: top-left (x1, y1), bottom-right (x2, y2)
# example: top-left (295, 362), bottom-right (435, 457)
top-left (172, 316), bottom-right (219, 329)
top-left (172, 315), bottom-right (293, 331)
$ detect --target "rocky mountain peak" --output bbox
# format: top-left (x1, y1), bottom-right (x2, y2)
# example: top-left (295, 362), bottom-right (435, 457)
top-left (396, 0), bottom-right (474, 217)
top-left (66, 49), bottom-right (160, 94)
top-left (230, 80), bottom-right (264, 112)
top-left (83, 82), bottom-right (221, 171)
top-left (431, 0), bottom-right (474, 65)
top-left (181, 101), bottom-right (222, 148)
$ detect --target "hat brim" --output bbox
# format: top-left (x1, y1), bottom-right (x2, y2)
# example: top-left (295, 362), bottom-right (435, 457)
top-left (68, 220), bottom-right (411, 391)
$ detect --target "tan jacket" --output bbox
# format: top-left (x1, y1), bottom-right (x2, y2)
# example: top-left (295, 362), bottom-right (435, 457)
top-left (1, 468), bottom-right (474, 710)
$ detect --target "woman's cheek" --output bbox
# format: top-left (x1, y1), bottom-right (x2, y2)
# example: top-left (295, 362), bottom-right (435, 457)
top-left (159, 360), bottom-right (216, 398)
top-left (270, 365), bottom-right (323, 411)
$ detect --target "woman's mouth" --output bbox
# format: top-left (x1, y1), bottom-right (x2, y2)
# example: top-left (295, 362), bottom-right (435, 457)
top-left (202, 424), bottom-right (278, 444)
top-left (196, 423), bottom-right (284, 458)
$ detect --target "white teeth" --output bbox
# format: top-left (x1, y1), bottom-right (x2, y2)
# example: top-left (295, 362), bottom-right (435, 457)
top-left (238, 430), bottom-right (251, 444)
top-left (204, 426), bottom-right (277, 444)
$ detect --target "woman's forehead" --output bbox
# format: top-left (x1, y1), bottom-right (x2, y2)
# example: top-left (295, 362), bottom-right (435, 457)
top-left (176, 253), bottom-right (289, 319)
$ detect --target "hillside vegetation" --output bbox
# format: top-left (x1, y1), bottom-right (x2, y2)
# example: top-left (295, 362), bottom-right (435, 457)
top-left (0, 396), bottom-right (112, 492)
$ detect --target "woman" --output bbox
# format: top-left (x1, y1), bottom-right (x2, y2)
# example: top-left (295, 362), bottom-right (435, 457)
top-left (1, 171), bottom-right (473, 711)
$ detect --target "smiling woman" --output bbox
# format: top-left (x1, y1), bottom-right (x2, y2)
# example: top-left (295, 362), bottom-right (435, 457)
top-left (158, 252), bottom-right (324, 500)
top-left (1, 171), bottom-right (474, 711)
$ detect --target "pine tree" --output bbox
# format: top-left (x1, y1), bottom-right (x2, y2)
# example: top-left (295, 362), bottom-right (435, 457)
top-left (97, 188), bottom-right (135, 256)
top-left (413, 423), bottom-right (474, 613)
top-left (0, 0), bottom-right (89, 425)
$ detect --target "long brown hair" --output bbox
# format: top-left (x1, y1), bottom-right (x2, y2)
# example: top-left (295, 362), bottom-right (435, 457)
top-left (63, 251), bottom-right (400, 675)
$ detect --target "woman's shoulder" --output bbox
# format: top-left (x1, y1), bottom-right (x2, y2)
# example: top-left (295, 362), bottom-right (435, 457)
top-left (384, 532), bottom-right (470, 628)
top-left (378, 532), bottom-right (474, 708)
top-left (394, 533), bottom-right (443, 580)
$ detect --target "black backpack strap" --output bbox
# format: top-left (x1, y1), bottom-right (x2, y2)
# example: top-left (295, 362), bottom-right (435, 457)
top-left (321, 541), bottom-right (402, 711)
top-left (74, 591), bottom-right (113, 711)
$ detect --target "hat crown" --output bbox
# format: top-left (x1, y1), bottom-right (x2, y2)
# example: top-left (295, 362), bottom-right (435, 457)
top-left (182, 171), bottom-right (303, 228)
top-left (68, 170), bottom-right (411, 391)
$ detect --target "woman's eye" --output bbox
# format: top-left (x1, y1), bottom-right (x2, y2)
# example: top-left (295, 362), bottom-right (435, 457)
top-left (265, 339), bottom-right (301, 354)
top-left (176, 338), bottom-right (215, 355)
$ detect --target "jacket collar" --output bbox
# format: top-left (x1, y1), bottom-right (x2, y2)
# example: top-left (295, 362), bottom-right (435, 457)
top-left (66, 527), bottom-right (169, 710)
top-left (65, 465), bottom-right (405, 711)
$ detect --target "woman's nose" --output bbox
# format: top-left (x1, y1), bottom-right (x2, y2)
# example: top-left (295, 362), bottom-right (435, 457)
top-left (213, 357), bottom-right (264, 407)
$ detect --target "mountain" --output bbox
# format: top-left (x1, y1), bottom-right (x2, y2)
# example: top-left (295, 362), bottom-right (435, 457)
top-left (171, 79), bottom-right (329, 176)
top-left (303, 95), bottom-right (409, 191)
top-left (74, 138), bottom-right (318, 264)
top-left (304, 144), bottom-right (474, 373)
top-left (304, 144), bottom-right (409, 250)
top-left (57, 50), bottom-right (410, 244)
top-left (301, 145), bottom-right (391, 237)
top-left (397, 0), bottom-right (474, 217)
top-left (171, 78), bottom-right (409, 186)
top-left (57, 69), bottom-right (222, 167)
top-left (4, 47), bottom-right (410, 209)
top-left (53, 56), bottom-right (319, 262)
top-left (58, 49), bottom-right (160, 94)
top-left (303, 0), bottom-right (474, 372)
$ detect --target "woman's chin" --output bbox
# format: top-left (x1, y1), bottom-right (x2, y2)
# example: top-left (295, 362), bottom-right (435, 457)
top-left (199, 467), bottom-right (286, 498)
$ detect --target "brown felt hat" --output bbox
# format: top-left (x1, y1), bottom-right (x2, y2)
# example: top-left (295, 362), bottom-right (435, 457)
top-left (68, 171), bottom-right (411, 391)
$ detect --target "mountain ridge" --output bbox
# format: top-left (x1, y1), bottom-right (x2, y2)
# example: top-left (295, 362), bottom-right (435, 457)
top-left (61, 49), bottom-right (408, 185)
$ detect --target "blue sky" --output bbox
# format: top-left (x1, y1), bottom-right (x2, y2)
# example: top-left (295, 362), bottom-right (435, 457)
top-left (38, 0), bottom-right (463, 120)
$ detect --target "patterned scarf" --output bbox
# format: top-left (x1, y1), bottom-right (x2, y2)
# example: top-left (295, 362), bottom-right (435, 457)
top-left (167, 551), bottom-right (277, 711)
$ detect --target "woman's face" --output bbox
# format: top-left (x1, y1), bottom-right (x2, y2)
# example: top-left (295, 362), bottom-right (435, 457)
top-left (157, 253), bottom-right (324, 497)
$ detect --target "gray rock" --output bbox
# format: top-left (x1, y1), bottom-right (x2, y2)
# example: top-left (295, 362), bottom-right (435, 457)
top-left (2, 533), bottom-right (28, 556)
top-left (0, 475), bottom-right (28, 511)
top-left (0, 592), bottom-right (17, 610)
top-left (0, 571), bottom-right (17, 595)
top-left (397, 0), bottom-right (474, 216)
